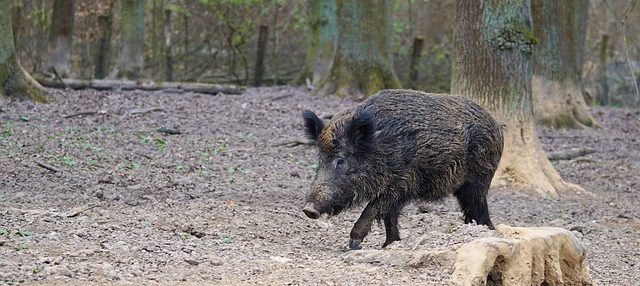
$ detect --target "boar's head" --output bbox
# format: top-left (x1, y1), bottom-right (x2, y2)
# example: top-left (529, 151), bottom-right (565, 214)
top-left (300, 109), bottom-right (376, 219)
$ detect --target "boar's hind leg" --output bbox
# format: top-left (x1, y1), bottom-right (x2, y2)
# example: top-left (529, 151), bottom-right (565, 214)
top-left (382, 202), bottom-right (404, 248)
top-left (454, 180), bottom-right (494, 229)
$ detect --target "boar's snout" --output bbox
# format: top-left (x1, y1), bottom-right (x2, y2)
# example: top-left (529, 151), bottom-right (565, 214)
top-left (302, 203), bottom-right (321, 219)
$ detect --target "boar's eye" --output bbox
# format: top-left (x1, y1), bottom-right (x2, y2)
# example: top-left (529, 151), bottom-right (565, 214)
top-left (336, 158), bottom-right (345, 166)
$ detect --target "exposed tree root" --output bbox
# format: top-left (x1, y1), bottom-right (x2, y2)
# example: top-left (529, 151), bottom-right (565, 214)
top-left (491, 121), bottom-right (583, 196)
top-left (532, 77), bottom-right (600, 129)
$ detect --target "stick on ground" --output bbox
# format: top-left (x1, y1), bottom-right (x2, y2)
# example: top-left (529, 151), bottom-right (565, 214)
top-left (547, 148), bottom-right (596, 161)
top-left (35, 161), bottom-right (61, 173)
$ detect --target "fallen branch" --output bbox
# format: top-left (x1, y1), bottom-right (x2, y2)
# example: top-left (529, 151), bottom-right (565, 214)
top-left (547, 148), bottom-right (596, 161)
top-left (272, 138), bottom-right (314, 147)
top-left (34, 77), bottom-right (245, 95)
top-left (35, 160), bottom-right (61, 173)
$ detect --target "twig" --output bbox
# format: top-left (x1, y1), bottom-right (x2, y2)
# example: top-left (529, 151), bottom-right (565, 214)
top-left (64, 110), bottom-right (107, 118)
top-left (51, 67), bottom-right (66, 88)
top-left (271, 94), bottom-right (293, 101)
top-left (272, 138), bottom-right (313, 147)
top-left (126, 107), bottom-right (165, 115)
top-left (66, 204), bottom-right (98, 218)
top-left (157, 127), bottom-right (181, 135)
top-left (35, 160), bottom-right (61, 173)
top-left (547, 148), bottom-right (596, 161)
top-left (620, 0), bottom-right (640, 104)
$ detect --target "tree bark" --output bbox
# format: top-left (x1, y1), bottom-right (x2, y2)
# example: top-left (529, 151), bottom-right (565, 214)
top-left (0, 0), bottom-right (47, 102)
top-left (112, 0), bottom-right (145, 80)
top-left (451, 0), bottom-right (579, 196)
top-left (531, 0), bottom-right (598, 129)
top-left (313, 0), bottom-right (400, 98)
top-left (294, 0), bottom-right (337, 86)
top-left (45, 0), bottom-right (75, 78)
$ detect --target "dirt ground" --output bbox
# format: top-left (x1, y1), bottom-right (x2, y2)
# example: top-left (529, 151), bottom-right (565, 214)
top-left (0, 87), bottom-right (639, 285)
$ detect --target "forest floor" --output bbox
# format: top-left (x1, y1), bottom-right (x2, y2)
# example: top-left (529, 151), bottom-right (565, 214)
top-left (0, 87), bottom-right (638, 285)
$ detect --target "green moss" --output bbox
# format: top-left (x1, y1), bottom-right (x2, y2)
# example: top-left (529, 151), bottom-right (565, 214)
top-left (493, 20), bottom-right (538, 53)
top-left (537, 114), bottom-right (583, 129)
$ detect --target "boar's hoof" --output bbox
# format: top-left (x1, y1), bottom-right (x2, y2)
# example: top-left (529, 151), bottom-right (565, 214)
top-left (382, 239), bottom-right (399, 248)
top-left (302, 204), bottom-right (320, 219)
top-left (349, 239), bottom-right (363, 250)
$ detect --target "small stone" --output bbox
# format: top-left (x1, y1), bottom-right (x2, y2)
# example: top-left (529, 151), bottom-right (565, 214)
top-left (269, 256), bottom-right (292, 263)
top-left (570, 226), bottom-right (585, 233)
top-left (184, 259), bottom-right (201, 266)
top-left (210, 260), bottom-right (223, 266)
top-left (290, 171), bottom-right (300, 177)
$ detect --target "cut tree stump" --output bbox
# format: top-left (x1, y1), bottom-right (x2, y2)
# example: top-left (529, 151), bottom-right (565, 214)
top-left (34, 77), bottom-right (245, 95)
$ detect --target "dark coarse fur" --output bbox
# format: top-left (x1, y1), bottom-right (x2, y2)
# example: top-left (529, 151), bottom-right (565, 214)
top-left (301, 89), bottom-right (504, 249)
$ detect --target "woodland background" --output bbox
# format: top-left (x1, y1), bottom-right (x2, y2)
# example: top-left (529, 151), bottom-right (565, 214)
top-left (11, 0), bottom-right (640, 107)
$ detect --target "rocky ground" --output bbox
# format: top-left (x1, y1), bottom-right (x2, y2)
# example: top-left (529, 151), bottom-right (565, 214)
top-left (0, 87), bottom-right (638, 285)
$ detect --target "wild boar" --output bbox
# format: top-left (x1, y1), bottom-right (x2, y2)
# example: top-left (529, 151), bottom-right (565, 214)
top-left (301, 89), bottom-right (503, 249)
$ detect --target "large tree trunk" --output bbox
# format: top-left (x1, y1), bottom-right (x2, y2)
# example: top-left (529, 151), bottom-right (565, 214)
top-left (313, 0), bottom-right (400, 98)
top-left (451, 0), bottom-right (579, 196)
top-left (112, 0), bottom-right (145, 80)
top-left (531, 0), bottom-right (597, 129)
top-left (45, 0), bottom-right (74, 78)
top-left (294, 0), bottom-right (337, 86)
top-left (0, 0), bottom-right (47, 102)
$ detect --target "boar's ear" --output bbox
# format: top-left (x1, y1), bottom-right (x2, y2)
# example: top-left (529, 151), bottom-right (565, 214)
top-left (347, 110), bottom-right (374, 152)
top-left (302, 110), bottom-right (324, 142)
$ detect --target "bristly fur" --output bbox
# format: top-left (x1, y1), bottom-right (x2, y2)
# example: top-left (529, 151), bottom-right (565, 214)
top-left (302, 89), bottom-right (504, 249)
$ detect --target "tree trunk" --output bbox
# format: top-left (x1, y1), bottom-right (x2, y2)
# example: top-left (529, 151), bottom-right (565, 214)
top-left (113, 0), bottom-right (145, 80)
top-left (254, 25), bottom-right (269, 87)
top-left (451, 0), bottom-right (579, 196)
top-left (11, 2), bottom-right (21, 48)
top-left (313, 0), bottom-right (400, 98)
top-left (294, 0), bottom-right (337, 86)
top-left (94, 15), bottom-right (112, 79)
top-left (408, 37), bottom-right (424, 88)
top-left (531, 0), bottom-right (597, 129)
top-left (164, 8), bottom-right (173, 82)
top-left (45, 0), bottom-right (74, 78)
top-left (0, 0), bottom-right (47, 102)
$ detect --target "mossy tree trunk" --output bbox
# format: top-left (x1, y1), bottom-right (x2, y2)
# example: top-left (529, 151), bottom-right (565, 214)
top-left (45, 0), bottom-right (75, 78)
top-left (313, 0), bottom-right (400, 98)
top-left (112, 0), bottom-right (145, 80)
top-left (294, 0), bottom-right (337, 86)
top-left (0, 0), bottom-right (47, 102)
top-left (531, 0), bottom-right (597, 129)
top-left (451, 0), bottom-right (579, 196)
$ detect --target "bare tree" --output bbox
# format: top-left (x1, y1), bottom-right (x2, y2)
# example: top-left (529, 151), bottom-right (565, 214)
top-left (0, 0), bottom-right (47, 101)
top-left (294, 0), bottom-right (337, 86)
top-left (112, 0), bottom-right (145, 79)
top-left (45, 0), bottom-right (75, 78)
top-left (451, 0), bottom-right (580, 195)
top-left (313, 0), bottom-right (400, 97)
top-left (531, 0), bottom-right (598, 128)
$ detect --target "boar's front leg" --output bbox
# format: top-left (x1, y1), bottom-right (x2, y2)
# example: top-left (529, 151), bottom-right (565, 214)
top-left (349, 199), bottom-right (380, 250)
